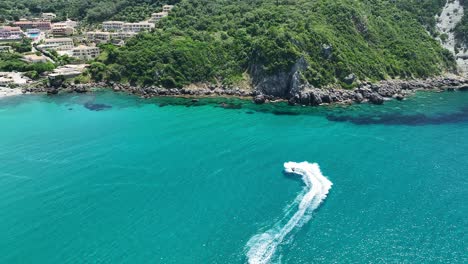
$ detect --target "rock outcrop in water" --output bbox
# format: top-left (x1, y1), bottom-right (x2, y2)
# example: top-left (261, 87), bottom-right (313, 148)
top-left (286, 77), bottom-right (468, 106)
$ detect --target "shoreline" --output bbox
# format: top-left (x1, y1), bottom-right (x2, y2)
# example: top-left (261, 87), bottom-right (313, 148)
top-left (21, 76), bottom-right (468, 106)
top-left (0, 87), bottom-right (25, 98)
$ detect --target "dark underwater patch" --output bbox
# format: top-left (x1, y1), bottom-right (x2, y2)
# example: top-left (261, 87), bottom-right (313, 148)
top-left (326, 106), bottom-right (468, 126)
top-left (84, 102), bottom-right (112, 111)
top-left (272, 110), bottom-right (300, 116)
top-left (218, 102), bottom-right (243, 109)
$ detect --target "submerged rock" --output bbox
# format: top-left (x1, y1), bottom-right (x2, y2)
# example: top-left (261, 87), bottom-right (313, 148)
top-left (84, 102), bottom-right (112, 111)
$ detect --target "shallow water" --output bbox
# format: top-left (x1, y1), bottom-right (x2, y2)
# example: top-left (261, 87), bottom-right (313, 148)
top-left (0, 90), bottom-right (467, 263)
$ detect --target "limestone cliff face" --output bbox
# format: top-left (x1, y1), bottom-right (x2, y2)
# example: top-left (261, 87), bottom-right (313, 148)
top-left (436, 0), bottom-right (468, 75)
top-left (250, 57), bottom-right (309, 97)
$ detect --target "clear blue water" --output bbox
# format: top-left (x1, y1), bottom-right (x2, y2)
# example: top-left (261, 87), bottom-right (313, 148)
top-left (0, 91), bottom-right (467, 263)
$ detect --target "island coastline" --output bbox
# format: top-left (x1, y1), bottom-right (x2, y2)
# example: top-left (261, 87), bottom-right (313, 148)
top-left (19, 75), bottom-right (468, 107)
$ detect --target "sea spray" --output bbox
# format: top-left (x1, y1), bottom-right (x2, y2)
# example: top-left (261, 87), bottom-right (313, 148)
top-left (245, 162), bottom-right (332, 264)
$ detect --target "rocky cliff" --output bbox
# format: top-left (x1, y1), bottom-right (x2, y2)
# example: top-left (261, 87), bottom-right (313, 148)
top-left (436, 0), bottom-right (468, 75)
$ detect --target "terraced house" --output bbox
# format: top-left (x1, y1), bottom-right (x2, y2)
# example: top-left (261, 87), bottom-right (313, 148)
top-left (122, 22), bottom-right (155, 33)
top-left (149, 12), bottom-right (168, 23)
top-left (43, 38), bottom-right (74, 50)
top-left (102, 21), bottom-right (124, 31)
top-left (71, 45), bottom-right (100, 60)
top-left (0, 26), bottom-right (24, 40)
top-left (13, 20), bottom-right (52, 31)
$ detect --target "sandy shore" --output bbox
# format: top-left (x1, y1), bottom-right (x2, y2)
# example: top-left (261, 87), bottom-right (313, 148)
top-left (0, 87), bottom-right (23, 98)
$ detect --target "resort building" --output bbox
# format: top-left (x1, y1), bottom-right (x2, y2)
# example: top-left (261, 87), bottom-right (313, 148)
top-left (71, 45), bottom-right (100, 60)
top-left (48, 64), bottom-right (88, 79)
top-left (0, 26), bottom-right (24, 40)
top-left (163, 5), bottom-right (174, 12)
top-left (103, 21), bottom-right (124, 31)
top-left (51, 19), bottom-right (78, 36)
top-left (149, 12), bottom-right (168, 23)
top-left (86, 31), bottom-right (136, 44)
top-left (52, 25), bottom-right (74, 36)
top-left (113, 32), bottom-right (137, 40)
top-left (122, 22), bottom-right (155, 33)
top-left (42, 13), bottom-right (57, 20)
top-left (44, 38), bottom-right (74, 50)
top-left (110, 32), bottom-right (136, 45)
top-left (59, 20), bottom-right (78, 28)
top-left (22, 54), bottom-right (48, 63)
top-left (86, 31), bottom-right (111, 43)
top-left (13, 21), bottom-right (52, 31)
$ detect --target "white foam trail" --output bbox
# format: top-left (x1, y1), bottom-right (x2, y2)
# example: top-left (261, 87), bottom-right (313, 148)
top-left (245, 162), bottom-right (332, 264)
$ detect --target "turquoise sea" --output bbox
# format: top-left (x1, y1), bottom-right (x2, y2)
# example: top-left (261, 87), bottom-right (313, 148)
top-left (0, 90), bottom-right (467, 263)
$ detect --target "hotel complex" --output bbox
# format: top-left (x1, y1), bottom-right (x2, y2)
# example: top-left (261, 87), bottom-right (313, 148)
top-left (0, 3), bottom-right (175, 62)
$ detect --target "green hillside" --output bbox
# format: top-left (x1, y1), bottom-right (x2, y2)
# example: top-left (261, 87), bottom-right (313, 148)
top-left (93, 0), bottom-right (454, 89)
top-left (1, 0), bottom-right (458, 90)
top-left (0, 0), bottom-right (177, 23)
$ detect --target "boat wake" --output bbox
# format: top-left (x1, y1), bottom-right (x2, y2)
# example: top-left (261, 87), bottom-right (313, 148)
top-left (245, 162), bottom-right (332, 264)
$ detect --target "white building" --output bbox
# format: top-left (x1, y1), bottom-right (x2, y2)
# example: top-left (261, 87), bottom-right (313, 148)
top-left (163, 5), bottom-right (174, 12)
top-left (112, 31), bottom-right (136, 40)
top-left (122, 22), bottom-right (155, 33)
top-left (86, 31), bottom-right (136, 44)
top-left (71, 45), bottom-right (100, 60)
top-left (64, 19), bottom-right (78, 28)
top-left (42, 13), bottom-right (57, 20)
top-left (48, 64), bottom-right (88, 79)
top-left (103, 21), bottom-right (124, 31)
top-left (149, 12), bottom-right (168, 23)
top-left (0, 26), bottom-right (24, 40)
top-left (44, 38), bottom-right (74, 50)
top-left (51, 20), bottom-right (77, 36)
top-left (86, 31), bottom-right (111, 42)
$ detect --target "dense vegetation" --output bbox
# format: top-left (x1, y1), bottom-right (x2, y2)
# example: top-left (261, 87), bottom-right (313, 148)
top-left (0, 0), bottom-right (178, 23)
top-left (0, 53), bottom-right (55, 78)
top-left (393, 0), bottom-right (446, 35)
top-left (0, 0), bottom-right (459, 89)
top-left (9, 38), bottom-right (32, 53)
top-left (94, 0), bottom-right (455, 89)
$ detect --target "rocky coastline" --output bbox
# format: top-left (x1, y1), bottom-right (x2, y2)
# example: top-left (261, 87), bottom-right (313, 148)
top-left (22, 76), bottom-right (468, 106)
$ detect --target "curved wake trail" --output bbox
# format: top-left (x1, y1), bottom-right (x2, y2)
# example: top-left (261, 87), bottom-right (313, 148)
top-left (245, 162), bottom-right (332, 264)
